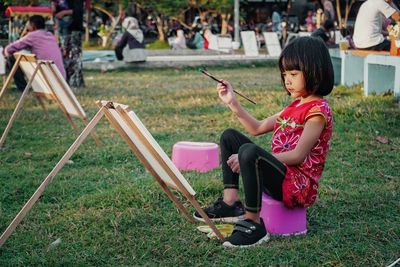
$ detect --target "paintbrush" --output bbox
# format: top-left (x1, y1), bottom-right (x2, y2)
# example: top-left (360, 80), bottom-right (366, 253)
top-left (200, 69), bottom-right (257, 105)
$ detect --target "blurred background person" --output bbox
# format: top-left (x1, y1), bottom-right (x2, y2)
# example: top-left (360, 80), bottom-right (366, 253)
top-left (311, 19), bottom-right (336, 47)
top-left (51, 0), bottom-right (72, 43)
top-left (60, 0), bottom-right (85, 89)
top-left (4, 15), bottom-right (65, 91)
top-left (272, 5), bottom-right (282, 33)
top-left (255, 27), bottom-right (265, 48)
top-left (187, 26), bottom-right (204, 50)
top-left (321, 0), bottom-right (336, 23)
top-left (353, 0), bottom-right (400, 51)
top-left (306, 10), bottom-right (317, 32)
top-left (114, 17), bottom-right (146, 63)
top-left (172, 29), bottom-right (187, 50)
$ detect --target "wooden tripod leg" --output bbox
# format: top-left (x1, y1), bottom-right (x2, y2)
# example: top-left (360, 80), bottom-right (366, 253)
top-left (83, 117), bottom-right (101, 146)
top-left (35, 95), bottom-right (50, 118)
top-left (34, 63), bottom-right (80, 135)
top-left (0, 63), bottom-right (39, 148)
top-left (187, 195), bottom-right (225, 241)
top-left (64, 112), bottom-right (80, 134)
top-left (157, 180), bottom-right (195, 223)
top-left (0, 55), bottom-right (22, 101)
top-left (0, 107), bottom-right (105, 248)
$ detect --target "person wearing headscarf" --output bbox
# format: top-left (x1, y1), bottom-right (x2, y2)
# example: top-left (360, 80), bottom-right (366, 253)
top-left (172, 29), bottom-right (187, 50)
top-left (115, 17), bottom-right (146, 62)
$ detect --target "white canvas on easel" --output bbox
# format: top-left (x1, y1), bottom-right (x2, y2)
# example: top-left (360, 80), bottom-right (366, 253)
top-left (0, 101), bottom-right (224, 248)
top-left (263, 32), bottom-right (282, 57)
top-left (0, 53), bottom-right (100, 147)
top-left (104, 102), bottom-right (195, 195)
top-left (0, 46), bottom-right (5, 76)
top-left (240, 31), bottom-right (259, 57)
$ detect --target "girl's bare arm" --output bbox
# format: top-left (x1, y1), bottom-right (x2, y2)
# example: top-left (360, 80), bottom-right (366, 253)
top-left (229, 100), bottom-right (280, 136)
top-left (218, 81), bottom-right (280, 136)
top-left (273, 115), bottom-right (325, 165)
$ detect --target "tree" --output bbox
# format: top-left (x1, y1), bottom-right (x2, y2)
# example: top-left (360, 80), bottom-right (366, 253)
top-left (343, 0), bottom-right (356, 29)
top-left (90, 0), bottom-right (127, 46)
top-left (335, 0), bottom-right (356, 30)
top-left (137, 0), bottom-right (234, 41)
top-left (208, 0), bottom-right (233, 35)
top-left (189, 0), bottom-right (234, 35)
top-left (136, 0), bottom-right (188, 41)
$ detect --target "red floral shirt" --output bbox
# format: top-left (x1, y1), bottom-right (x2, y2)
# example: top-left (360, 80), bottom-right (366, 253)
top-left (271, 99), bottom-right (333, 208)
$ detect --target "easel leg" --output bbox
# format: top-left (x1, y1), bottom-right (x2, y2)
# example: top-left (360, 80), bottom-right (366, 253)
top-left (187, 195), bottom-right (225, 241)
top-left (83, 117), bottom-right (101, 146)
top-left (158, 181), bottom-right (195, 223)
top-left (35, 95), bottom-right (50, 118)
top-left (64, 112), bottom-right (80, 134)
top-left (0, 107), bottom-right (105, 248)
top-left (0, 63), bottom-right (39, 148)
top-left (34, 63), bottom-right (81, 137)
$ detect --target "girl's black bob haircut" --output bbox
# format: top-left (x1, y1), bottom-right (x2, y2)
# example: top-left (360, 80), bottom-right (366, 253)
top-left (278, 37), bottom-right (334, 96)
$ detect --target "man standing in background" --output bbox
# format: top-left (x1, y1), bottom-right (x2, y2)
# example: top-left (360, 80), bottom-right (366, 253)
top-left (52, 0), bottom-right (85, 89)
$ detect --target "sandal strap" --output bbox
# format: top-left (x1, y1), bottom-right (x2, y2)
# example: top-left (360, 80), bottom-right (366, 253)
top-left (236, 220), bottom-right (257, 231)
top-left (233, 225), bottom-right (253, 234)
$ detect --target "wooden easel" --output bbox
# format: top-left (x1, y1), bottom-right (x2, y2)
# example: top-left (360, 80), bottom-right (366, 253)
top-left (0, 101), bottom-right (224, 248)
top-left (0, 53), bottom-right (100, 147)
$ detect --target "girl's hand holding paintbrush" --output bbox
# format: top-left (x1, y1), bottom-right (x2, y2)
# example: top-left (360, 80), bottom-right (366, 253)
top-left (200, 69), bottom-right (256, 105)
top-left (217, 80), bottom-right (238, 106)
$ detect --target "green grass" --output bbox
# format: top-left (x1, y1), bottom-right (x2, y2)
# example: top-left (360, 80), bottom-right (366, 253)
top-left (146, 40), bottom-right (170, 50)
top-left (0, 64), bottom-right (399, 266)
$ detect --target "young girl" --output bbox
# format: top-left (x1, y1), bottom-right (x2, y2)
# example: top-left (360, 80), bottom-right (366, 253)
top-left (194, 37), bottom-right (334, 247)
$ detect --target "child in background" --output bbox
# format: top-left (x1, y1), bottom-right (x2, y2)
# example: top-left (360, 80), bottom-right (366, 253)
top-left (306, 10), bottom-right (317, 32)
top-left (194, 37), bottom-right (334, 247)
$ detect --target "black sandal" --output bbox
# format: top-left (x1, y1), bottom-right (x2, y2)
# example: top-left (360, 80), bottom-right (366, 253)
top-left (223, 218), bottom-right (270, 248)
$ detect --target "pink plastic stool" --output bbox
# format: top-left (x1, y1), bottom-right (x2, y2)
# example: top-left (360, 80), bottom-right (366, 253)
top-left (172, 141), bottom-right (219, 172)
top-left (260, 193), bottom-right (307, 236)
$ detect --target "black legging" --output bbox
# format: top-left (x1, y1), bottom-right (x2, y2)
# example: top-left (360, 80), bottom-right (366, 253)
top-left (361, 39), bottom-right (391, 51)
top-left (6, 56), bottom-right (27, 91)
top-left (220, 128), bottom-right (287, 213)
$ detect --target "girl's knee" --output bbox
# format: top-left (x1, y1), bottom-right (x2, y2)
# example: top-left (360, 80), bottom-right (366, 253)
top-left (238, 143), bottom-right (258, 163)
top-left (220, 128), bottom-right (241, 143)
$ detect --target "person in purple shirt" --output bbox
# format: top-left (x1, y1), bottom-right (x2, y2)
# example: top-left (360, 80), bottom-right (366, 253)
top-left (4, 15), bottom-right (65, 91)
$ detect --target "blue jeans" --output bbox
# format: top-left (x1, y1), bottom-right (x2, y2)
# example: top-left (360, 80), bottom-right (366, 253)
top-left (56, 16), bottom-right (72, 40)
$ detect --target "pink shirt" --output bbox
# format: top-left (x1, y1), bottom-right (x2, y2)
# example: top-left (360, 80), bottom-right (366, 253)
top-left (5, 30), bottom-right (66, 79)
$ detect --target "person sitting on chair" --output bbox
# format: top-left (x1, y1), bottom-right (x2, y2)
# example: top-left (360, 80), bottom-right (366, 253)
top-left (311, 19), bottom-right (336, 47)
top-left (353, 0), bottom-right (400, 51)
top-left (4, 15), bottom-right (65, 91)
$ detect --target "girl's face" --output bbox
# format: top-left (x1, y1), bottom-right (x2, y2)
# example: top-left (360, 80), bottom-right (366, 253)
top-left (282, 70), bottom-right (308, 99)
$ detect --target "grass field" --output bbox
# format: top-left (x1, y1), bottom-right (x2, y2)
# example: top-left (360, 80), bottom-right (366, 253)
top-left (0, 63), bottom-right (399, 266)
